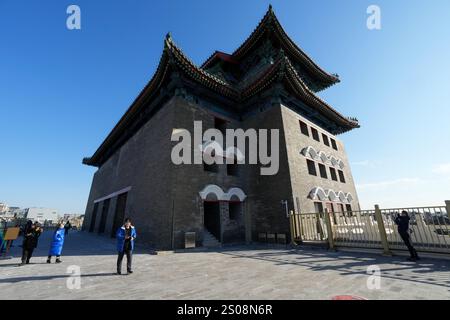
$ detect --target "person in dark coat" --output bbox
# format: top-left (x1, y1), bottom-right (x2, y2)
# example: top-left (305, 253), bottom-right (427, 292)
top-left (64, 221), bottom-right (71, 236)
top-left (19, 221), bottom-right (43, 266)
top-left (394, 211), bottom-right (420, 261)
top-left (0, 230), bottom-right (5, 255)
top-left (47, 223), bottom-right (65, 263)
top-left (116, 218), bottom-right (136, 275)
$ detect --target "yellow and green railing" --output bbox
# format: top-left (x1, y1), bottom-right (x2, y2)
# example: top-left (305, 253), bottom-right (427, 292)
top-left (289, 201), bottom-right (450, 255)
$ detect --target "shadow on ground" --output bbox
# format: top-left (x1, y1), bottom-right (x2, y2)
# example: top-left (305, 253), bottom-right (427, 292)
top-left (0, 272), bottom-right (117, 284)
top-left (217, 248), bottom-right (450, 289)
top-left (3, 230), bottom-right (450, 291)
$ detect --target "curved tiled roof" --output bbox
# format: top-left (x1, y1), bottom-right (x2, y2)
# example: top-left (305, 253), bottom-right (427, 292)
top-left (83, 10), bottom-right (358, 167)
top-left (201, 5), bottom-right (339, 90)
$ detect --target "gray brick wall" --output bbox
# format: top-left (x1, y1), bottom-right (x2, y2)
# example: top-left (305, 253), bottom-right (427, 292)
top-left (83, 97), bottom-right (360, 249)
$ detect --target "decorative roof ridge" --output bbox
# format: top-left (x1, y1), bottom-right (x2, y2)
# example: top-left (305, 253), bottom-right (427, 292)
top-left (282, 57), bottom-right (358, 126)
top-left (83, 37), bottom-right (174, 166)
top-left (239, 54), bottom-right (358, 128)
top-left (84, 28), bottom-right (357, 167)
top-left (201, 5), bottom-right (340, 84)
top-left (268, 8), bottom-right (340, 84)
top-left (200, 50), bottom-right (236, 69)
top-left (164, 35), bottom-right (237, 91)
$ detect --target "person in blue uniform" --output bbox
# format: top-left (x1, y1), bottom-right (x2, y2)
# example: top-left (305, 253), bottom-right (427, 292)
top-left (47, 223), bottom-right (66, 263)
top-left (116, 218), bottom-right (136, 275)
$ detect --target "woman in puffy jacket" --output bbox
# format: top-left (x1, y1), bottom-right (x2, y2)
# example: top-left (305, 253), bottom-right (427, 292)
top-left (47, 223), bottom-right (66, 263)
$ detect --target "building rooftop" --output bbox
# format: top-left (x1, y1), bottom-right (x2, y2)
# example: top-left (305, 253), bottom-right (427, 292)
top-left (83, 5), bottom-right (359, 167)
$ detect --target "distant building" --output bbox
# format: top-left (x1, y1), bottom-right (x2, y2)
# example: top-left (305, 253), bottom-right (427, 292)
top-left (25, 207), bottom-right (58, 224)
top-left (62, 214), bottom-right (85, 229)
top-left (0, 203), bottom-right (8, 214)
top-left (4, 207), bottom-right (24, 218)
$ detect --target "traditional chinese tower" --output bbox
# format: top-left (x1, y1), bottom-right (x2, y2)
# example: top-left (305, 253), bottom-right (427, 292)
top-left (82, 6), bottom-right (360, 249)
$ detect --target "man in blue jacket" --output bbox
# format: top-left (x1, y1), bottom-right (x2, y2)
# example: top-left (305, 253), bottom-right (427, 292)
top-left (116, 218), bottom-right (136, 275)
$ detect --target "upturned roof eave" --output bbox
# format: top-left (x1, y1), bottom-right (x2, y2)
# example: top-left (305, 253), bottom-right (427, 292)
top-left (201, 5), bottom-right (340, 88)
top-left (83, 24), bottom-right (357, 167)
top-left (239, 55), bottom-right (358, 132)
top-left (83, 36), bottom-right (240, 167)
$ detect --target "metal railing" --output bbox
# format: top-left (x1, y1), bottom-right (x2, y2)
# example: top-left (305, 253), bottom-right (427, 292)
top-left (381, 206), bottom-right (449, 254)
top-left (289, 200), bottom-right (450, 255)
top-left (290, 212), bottom-right (328, 242)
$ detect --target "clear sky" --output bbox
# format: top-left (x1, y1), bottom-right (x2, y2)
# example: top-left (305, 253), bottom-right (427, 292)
top-left (1, 0), bottom-right (449, 214)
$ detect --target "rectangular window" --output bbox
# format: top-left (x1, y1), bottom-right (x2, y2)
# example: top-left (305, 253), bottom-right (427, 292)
top-left (306, 159), bottom-right (317, 176)
top-left (214, 117), bottom-right (227, 135)
top-left (318, 163), bottom-right (328, 179)
top-left (331, 138), bottom-right (338, 150)
top-left (326, 202), bottom-right (338, 224)
top-left (311, 128), bottom-right (320, 142)
top-left (314, 202), bottom-right (324, 213)
top-left (322, 134), bottom-right (330, 147)
top-left (299, 120), bottom-right (309, 136)
top-left (345, 204), bottom-right (352, 216)
top-left (227, 162), bottom-right (239, 176)
top-left (228, 202), bottom-right (241, 221)
top-left (338, 203), bottom-right (345, 216)
top-left (330, 167), bottom-right (338, 181)
top-left (338, 170), bottom-right (346, 183)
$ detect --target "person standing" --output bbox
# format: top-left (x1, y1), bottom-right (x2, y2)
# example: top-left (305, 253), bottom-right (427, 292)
top-left (47, 223), bottom-right (66, 263)
top-left (64, 221), bottom-right (72, 236)
top-left (19, 221), bottom-right (42, 266)
top-left (116, 218), bottom-right (136, 275)
top-left (0, 228), bottom-right (5, 255)
top-left (395, 211), bottom-right (420, 261)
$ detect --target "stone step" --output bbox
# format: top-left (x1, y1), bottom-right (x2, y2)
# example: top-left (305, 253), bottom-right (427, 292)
top-left (203, 229), bottom-right (221, 247)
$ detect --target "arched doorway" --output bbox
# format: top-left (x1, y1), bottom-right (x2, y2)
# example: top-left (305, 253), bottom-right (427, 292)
top-left (199, 185), bottom-right (247, 244)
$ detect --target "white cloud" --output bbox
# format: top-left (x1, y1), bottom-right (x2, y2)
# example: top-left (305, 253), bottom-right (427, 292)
top-left (432, 163), bottom-right (450, 175)
top-left (356, 178), bottom-right (420, 190)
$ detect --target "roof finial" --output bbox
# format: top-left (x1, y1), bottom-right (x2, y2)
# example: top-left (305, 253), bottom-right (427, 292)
top-left (268, 4), bottom-right (273, 13)
top-left (166, 32), bottom-right (172, 41)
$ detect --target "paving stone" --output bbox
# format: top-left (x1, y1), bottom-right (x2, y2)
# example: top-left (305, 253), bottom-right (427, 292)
top-left (0, 231), bottom-right (449, 299)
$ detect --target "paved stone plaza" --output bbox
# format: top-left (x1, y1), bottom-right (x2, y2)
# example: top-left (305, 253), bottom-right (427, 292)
top-left (0, 231), bottom-right (449, 299)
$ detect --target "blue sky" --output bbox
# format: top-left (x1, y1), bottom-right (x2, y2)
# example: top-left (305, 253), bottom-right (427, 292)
top-left (0, 0), bottom-right (449, 214)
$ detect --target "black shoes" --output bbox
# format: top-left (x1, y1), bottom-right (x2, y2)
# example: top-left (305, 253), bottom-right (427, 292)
top-left (117, 270), bottom-right (133, 275)
top-left (55, 259), bottom-right (62, 264)
top-left (46, 259), bottom-right (51, 263)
